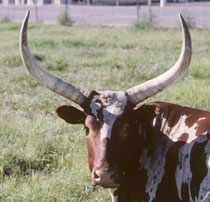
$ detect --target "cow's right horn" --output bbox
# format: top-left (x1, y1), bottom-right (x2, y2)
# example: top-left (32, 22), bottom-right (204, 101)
top-left (20, 11), bottom-right (89, 107)
top-left (126, 14), bottom-right (192, 105)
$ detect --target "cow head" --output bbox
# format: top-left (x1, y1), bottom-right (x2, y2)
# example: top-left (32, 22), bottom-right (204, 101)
top-left (56, 91), bottom-right (139, 188)
top-left (20, 11), bottom-right (191, 189)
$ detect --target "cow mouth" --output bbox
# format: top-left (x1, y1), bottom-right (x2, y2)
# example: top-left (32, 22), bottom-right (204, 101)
top-left (92, 180), bottom-right (120, 189)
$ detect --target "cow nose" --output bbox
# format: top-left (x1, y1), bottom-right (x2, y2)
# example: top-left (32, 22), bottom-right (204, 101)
top-left (92, 168), bottom-right (116, 188)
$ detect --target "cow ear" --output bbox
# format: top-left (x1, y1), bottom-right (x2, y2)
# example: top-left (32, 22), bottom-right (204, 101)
top-left (56, 105), bottom-right (86, 124)
top-left (133, 103), bottom-right (161, 123)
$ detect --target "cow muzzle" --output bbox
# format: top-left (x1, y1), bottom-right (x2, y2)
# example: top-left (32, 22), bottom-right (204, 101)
top-left (92, 168), bottom-right (120, 188)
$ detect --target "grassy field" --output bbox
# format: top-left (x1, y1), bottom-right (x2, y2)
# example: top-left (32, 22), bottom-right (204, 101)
top-left (0, 21), bottom-right (209, 201)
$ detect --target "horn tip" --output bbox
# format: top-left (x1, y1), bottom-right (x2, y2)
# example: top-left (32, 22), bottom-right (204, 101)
top-left (21, 10), bottom-right (30, 32)
top-left (178, 13), bottom-right (189, 36)
top-left (25, 10), bottom-right (30, 21)
top-left (178, 13), bottom-right (184, 24)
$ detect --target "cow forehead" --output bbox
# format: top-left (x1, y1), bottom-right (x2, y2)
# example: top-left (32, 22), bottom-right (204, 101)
top-left (89, 91), bottom-right (128, 140)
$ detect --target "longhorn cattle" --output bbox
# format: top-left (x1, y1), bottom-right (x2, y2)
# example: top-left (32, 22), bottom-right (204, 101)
top-left (20, 11), bottom-right (210, 202)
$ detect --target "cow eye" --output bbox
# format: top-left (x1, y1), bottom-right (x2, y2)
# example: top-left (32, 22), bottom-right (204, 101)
top-left (84, 126), bottom-right (89, 136)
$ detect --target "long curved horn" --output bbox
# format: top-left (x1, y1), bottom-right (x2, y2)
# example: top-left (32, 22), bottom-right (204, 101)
top-left (126, 14), bottom-right (192, 105)
top-left (20, 11), bottom-right (89, 107)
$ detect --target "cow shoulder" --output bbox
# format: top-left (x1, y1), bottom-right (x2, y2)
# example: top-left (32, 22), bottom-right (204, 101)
top-left (56, 105), bottom-right (86, 124)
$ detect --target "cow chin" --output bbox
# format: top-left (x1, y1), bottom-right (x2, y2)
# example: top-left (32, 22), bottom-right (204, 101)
top-left (93, 182), bottom-right (120, 189)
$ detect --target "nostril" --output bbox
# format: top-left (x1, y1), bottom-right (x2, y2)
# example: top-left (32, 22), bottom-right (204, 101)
top-left (94, 170), bottom-right (100, 179)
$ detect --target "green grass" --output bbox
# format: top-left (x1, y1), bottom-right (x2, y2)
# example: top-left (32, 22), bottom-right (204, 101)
top-left (0, 22), bottom-right (209, 201)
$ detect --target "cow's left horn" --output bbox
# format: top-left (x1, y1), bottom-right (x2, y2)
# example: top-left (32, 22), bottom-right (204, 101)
top-left (126, 14), bottom-right (192, 105)
top-left (20, 11), bottom-right (90, 107)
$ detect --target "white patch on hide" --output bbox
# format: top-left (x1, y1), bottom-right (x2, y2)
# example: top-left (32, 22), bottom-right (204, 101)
top-left (140, 149), bottom-right (170, 201)
top-left (176, 135), bottom-right (209, 201)
top-left (208, 154), bottom-right (210, 168)
top-left (90, 91), bottom-right (128, 140)
top-left (198, 140), bottom-right (210, 202)
top-left (139, 120), bottom-right (174, 202)
top-left (109, 188), bottom-right (118, 202)
top-left (175, 140), bottom-right (194, 201)
top-left (201, 191), bottom-right (210, 202)
top-left (152, 117), bottom-right (157, 127)
top-left (160, 115), bottom-right (206, 143)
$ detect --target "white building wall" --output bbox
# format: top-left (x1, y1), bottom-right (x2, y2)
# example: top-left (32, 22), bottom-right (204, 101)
top-left (27, 0), bottom-right (34, 5)
top-left (2, 0), bottom-right (9, 5)
top-left (14, 0), bottom-right (25, 5)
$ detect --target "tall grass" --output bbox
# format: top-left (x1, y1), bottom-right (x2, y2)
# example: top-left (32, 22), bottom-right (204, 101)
top-left (0, 22), bottom-right (209, 201)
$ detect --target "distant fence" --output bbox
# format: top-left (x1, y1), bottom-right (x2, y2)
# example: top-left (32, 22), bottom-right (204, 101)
top-left (1, 2), bottom-right (210, 28)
